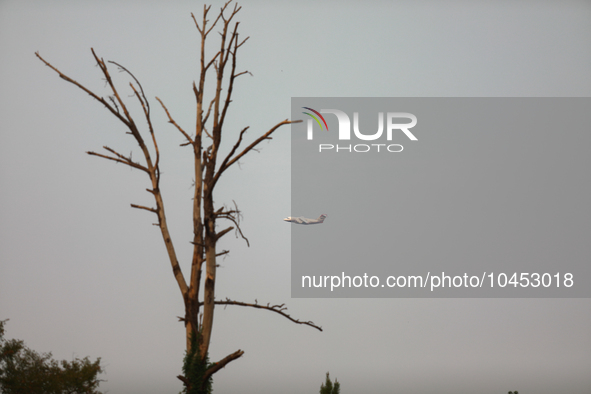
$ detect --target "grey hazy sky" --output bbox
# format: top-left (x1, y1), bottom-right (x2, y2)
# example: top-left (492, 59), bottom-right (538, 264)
top-left (1, 1), bottom-right (590, 393)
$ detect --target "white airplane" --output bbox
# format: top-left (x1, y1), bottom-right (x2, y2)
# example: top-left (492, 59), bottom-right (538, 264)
top-left (283, 214), bottom-right (327, 225)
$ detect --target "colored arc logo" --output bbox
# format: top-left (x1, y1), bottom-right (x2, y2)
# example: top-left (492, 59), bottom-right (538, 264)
top-left (302, 107), bottom-right (329, 131)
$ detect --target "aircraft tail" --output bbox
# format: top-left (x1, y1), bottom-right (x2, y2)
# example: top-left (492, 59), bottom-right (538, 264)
top-left (318, 214), bottom-right (327, 223)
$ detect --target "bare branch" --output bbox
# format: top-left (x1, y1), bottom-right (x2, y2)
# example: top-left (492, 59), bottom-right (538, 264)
top-left (90, 49), bottom-right (137, 131)
top-left (190, 11), bottom-right (204, 34)
top-left (204, 51), bottom-right (222, 74)
top-left (215, 125), bottom-right (247, 178)
top-left (108, 96), bottom-right (120, 113)
top-left (35, 51), bottom-right (130, 127)
top-left (212, 298), bottom-right (323, 332)
top-left (202, 98), bottom-right (216, 132)
top-left (156, 97), bottom-right (193, 145)
top-left (203, 127), bottom-right (214, 141)
top-left (142, 103), bottom-right (160, 175)
top-left (213, 119), bottom-right (301, 187)
top-left (215, 200), bottom-right (249, 246)
top-left (233, 70), bottom-right (249, 78)
top-left (116, 67), bottom-right (160, 172)
top-left (86, 149), bottom-right (150, 174)
top-left (202, 349), bottom-right (244, 385)
top-left (191, 0), bottom-right (228, 38)
top-left (130, 204), bottom-right (158, 214)
top-left (177, 374), bottom-right (190, 387)
top-left (216, 227), bottom-right (233, 240)
top-left (102, 146), bottom-right (133, 161)
top-left (236, 35), bottom-right (249, 49)
top-left (218, 25), bottom-right (242, 127)
top-left (109, 60), bottom-right (150, 119)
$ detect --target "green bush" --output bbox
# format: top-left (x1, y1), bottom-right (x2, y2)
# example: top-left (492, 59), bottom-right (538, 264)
top-left (0, 319), bottom-right (104, 394)
top-left (320, 372), bottom-right (340, 394)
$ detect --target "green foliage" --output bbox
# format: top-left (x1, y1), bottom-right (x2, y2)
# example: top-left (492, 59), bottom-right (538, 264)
top-left (182, 332), bottom-right (213, 394)
top-left (320, 372), bottom-right (340, 394)
top-left (0, 319), bottom-right (104, 394)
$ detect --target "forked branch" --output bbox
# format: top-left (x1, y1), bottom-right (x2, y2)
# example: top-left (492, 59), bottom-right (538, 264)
top-left (35, 51), bottom-right (130, 127)
top-left (213, 119), bottom-right (302, 188)
top-left (86, 147), bottom-right (150, 174)
top-left (215, 200), bottom-right (249, 246)
top-left (36, 48), bottom-right (189, 299)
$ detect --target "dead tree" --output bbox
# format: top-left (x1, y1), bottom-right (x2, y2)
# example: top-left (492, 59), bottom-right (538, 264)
top-left (36, 1), bottom-right (320, 391)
